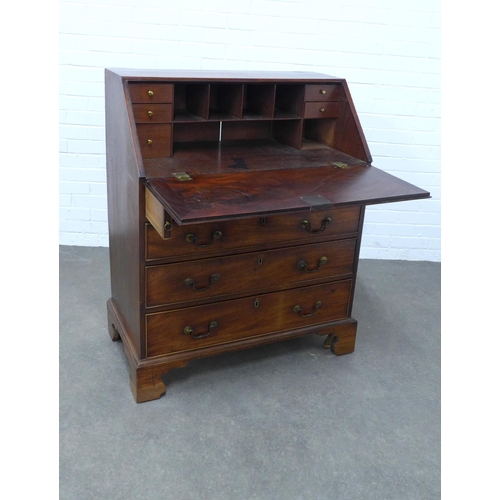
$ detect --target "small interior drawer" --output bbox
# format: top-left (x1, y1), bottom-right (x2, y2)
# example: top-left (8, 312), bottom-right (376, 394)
top-left (133, 103), bottom-right (173, 123)
top-left (304, 101), bottom-right (340, 119)
top-left (304, 84), bottom-right (341, 101)
top-left (128, 83), bottom-right (174, 103)
top-left (136, 124), bottom-right (173, 159)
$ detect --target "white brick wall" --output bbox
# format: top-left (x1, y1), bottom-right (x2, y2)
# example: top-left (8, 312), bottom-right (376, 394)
top-left (59, 0), bottom-right (441, 261)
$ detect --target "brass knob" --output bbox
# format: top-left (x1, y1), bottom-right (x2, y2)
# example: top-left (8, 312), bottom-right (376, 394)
top-left (147, 139), bottom-right (153, 145)
top-left (320, 108), bottom-right (325, 113)
top-left (148, 90), bottom-right (154, 96)
top-left (320, 90), bottom-right (327, 95)
top-left (147, 110), bottom-right (153, 117)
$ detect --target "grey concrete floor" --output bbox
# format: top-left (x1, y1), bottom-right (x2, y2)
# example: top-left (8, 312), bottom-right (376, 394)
top-left (60, 245), bottom-right (440, 500)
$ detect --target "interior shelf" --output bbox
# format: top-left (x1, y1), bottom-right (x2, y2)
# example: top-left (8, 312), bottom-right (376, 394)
top-left (173, 112), bottom-right (300, 122)
top-left (133, 79), bottom-right (351, 161)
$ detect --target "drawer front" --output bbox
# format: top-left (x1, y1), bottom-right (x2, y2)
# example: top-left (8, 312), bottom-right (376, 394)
top-left (146, 280), bottom-right (352, 357)
top-left (304, 84), bottom-right (341, 101)
top-left (146, 238), bottom-right (357, 307)
top-left (304, 101), bottom-right (340, 119)
top-left (146, 206), bottom-right (361, 261)
top-left (133, 103), bottom-right (173, 123)
top-left (129, 83), bottom-right (174, 103)
top-left (136, 124), bottom-right (173, 158)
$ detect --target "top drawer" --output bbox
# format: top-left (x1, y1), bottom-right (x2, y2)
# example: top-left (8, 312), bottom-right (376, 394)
top-left (146, 205), bottom-right (361, 261)
top-left (304, 84), bottom-right (341, 102)
top-left (128, 83), bottom-right (174, 103)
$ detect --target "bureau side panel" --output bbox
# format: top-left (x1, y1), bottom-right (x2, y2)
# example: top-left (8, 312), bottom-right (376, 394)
top-left (348, 205), bottom-right (365, 317)
top-left (105, 69), bottom-right (144, 357)
top-left (332, 81), bottom-right (372, 163)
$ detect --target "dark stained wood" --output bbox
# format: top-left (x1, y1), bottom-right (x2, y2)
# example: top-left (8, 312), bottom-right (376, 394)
top-left (272, 120), bottom-right (303, 150)
top-left (209, 83), bottom-right (244, 119)
top-left (146, 280), bottom-right (352, 357)
top-left (144, 206), bottom-right (361, 262)
top-left (128, 82), bottom-right (173, 103)
top-left (105, 69), bottom-right (145, 357)
top-left (173, 122), bottom-right (220, 144)
top-left (275, 83), bottom-right (304, 117)
top-left (132, 103), bottom-right (173, 123)
top-left (304, 84), bottom-right (341, 101)
top-left (185, 84), bottom-right (210, 120)
top-left (143, 140), bottom-right (366, 177)
top-left (333, 81), bottom-right (372, 163)
top-left (347, 206), bottom-right (365, 318)
top-left (145, 163), bottom-right (430, 225)
top-left (105, 68), bottom-right (430, 402)
top-left (244, 84), bottom-right (276, 117)
top-left (146, 238), bottom-right (357, 308)
top-left (303, 119), bottom-right (336, 148)
top-left (304, 101), bottom-right (340, 119)
top-left (330, 319), bottom-right (358, 355)
top-left (221, 120), bottom-right (272, 141)
top-left (136, 123), bottom-right (172, 158)
top-left (173, 122), bottom-right (219, 143)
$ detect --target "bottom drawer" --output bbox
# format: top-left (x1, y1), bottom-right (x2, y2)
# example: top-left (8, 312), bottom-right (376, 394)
top-left (146, 280), bottom-right (352, 357)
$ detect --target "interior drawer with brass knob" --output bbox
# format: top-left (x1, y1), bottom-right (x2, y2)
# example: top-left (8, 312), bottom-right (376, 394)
top-left (136, 124), bottom-right (173, 158)
top-left (304, 101), bottom-right (340, 119)
top-left (128, 83), bottom-right (174, 103)
top-left (133, 103), bottom-right (173, 123)
top-left (304, 84), bottom-right (341, 101)
top-left (145, 279), bottom-right (353, 357)
top-left (145, 238), bottom-right (357, 308)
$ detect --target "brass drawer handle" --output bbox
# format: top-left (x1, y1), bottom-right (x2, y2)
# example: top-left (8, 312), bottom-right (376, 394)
top-left (184, 273), bottom-right (220, 291)
top-left (148, 90), bottom-right (154, 96)
top-left (183, 321), bottom-right (218, 339)
top-left (293, 301), bottom-right (322, 318)
top-left (301, 217), bottom-right (332, 233)
top-left (297, 256), bottom-right (328, 273)
top-left (147, 139), bottom-right (153, 145)
top-left (320, 108), bottom-right (325, 113)
top-left (186, 230), bottom-right (222, 247)
top-left (147, 110), bottom-right (153, 117)
top-left (320, 89), bottom-right (327, 95)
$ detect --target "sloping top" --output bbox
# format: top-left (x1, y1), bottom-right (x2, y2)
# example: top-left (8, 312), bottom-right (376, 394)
top-left (108, 68), bottom-right (339, 82)
top-left (146, 163), bottom-right (430, 225)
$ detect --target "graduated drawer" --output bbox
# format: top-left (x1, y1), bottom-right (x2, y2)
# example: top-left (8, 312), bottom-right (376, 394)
top-left (304, 84), bottom-right (341, 101)
top-left (146, 280), bottom-right (352, 357)
top-left (133, 103), bottom-right (173, 123)
top-left (128, 83), bottom-right (174, 103)
top-left (145, 205), bottom-right (361, 261)
top-left (136, 124), bottom-right (173, 158)
top-left (146, 238), bottom-right (357, 307)
top-left (304, 101), bottom-right (340, 119)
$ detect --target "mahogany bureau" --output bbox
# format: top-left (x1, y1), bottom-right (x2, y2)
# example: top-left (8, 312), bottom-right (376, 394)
top-left (104, 69), bottom-right (430, 403)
